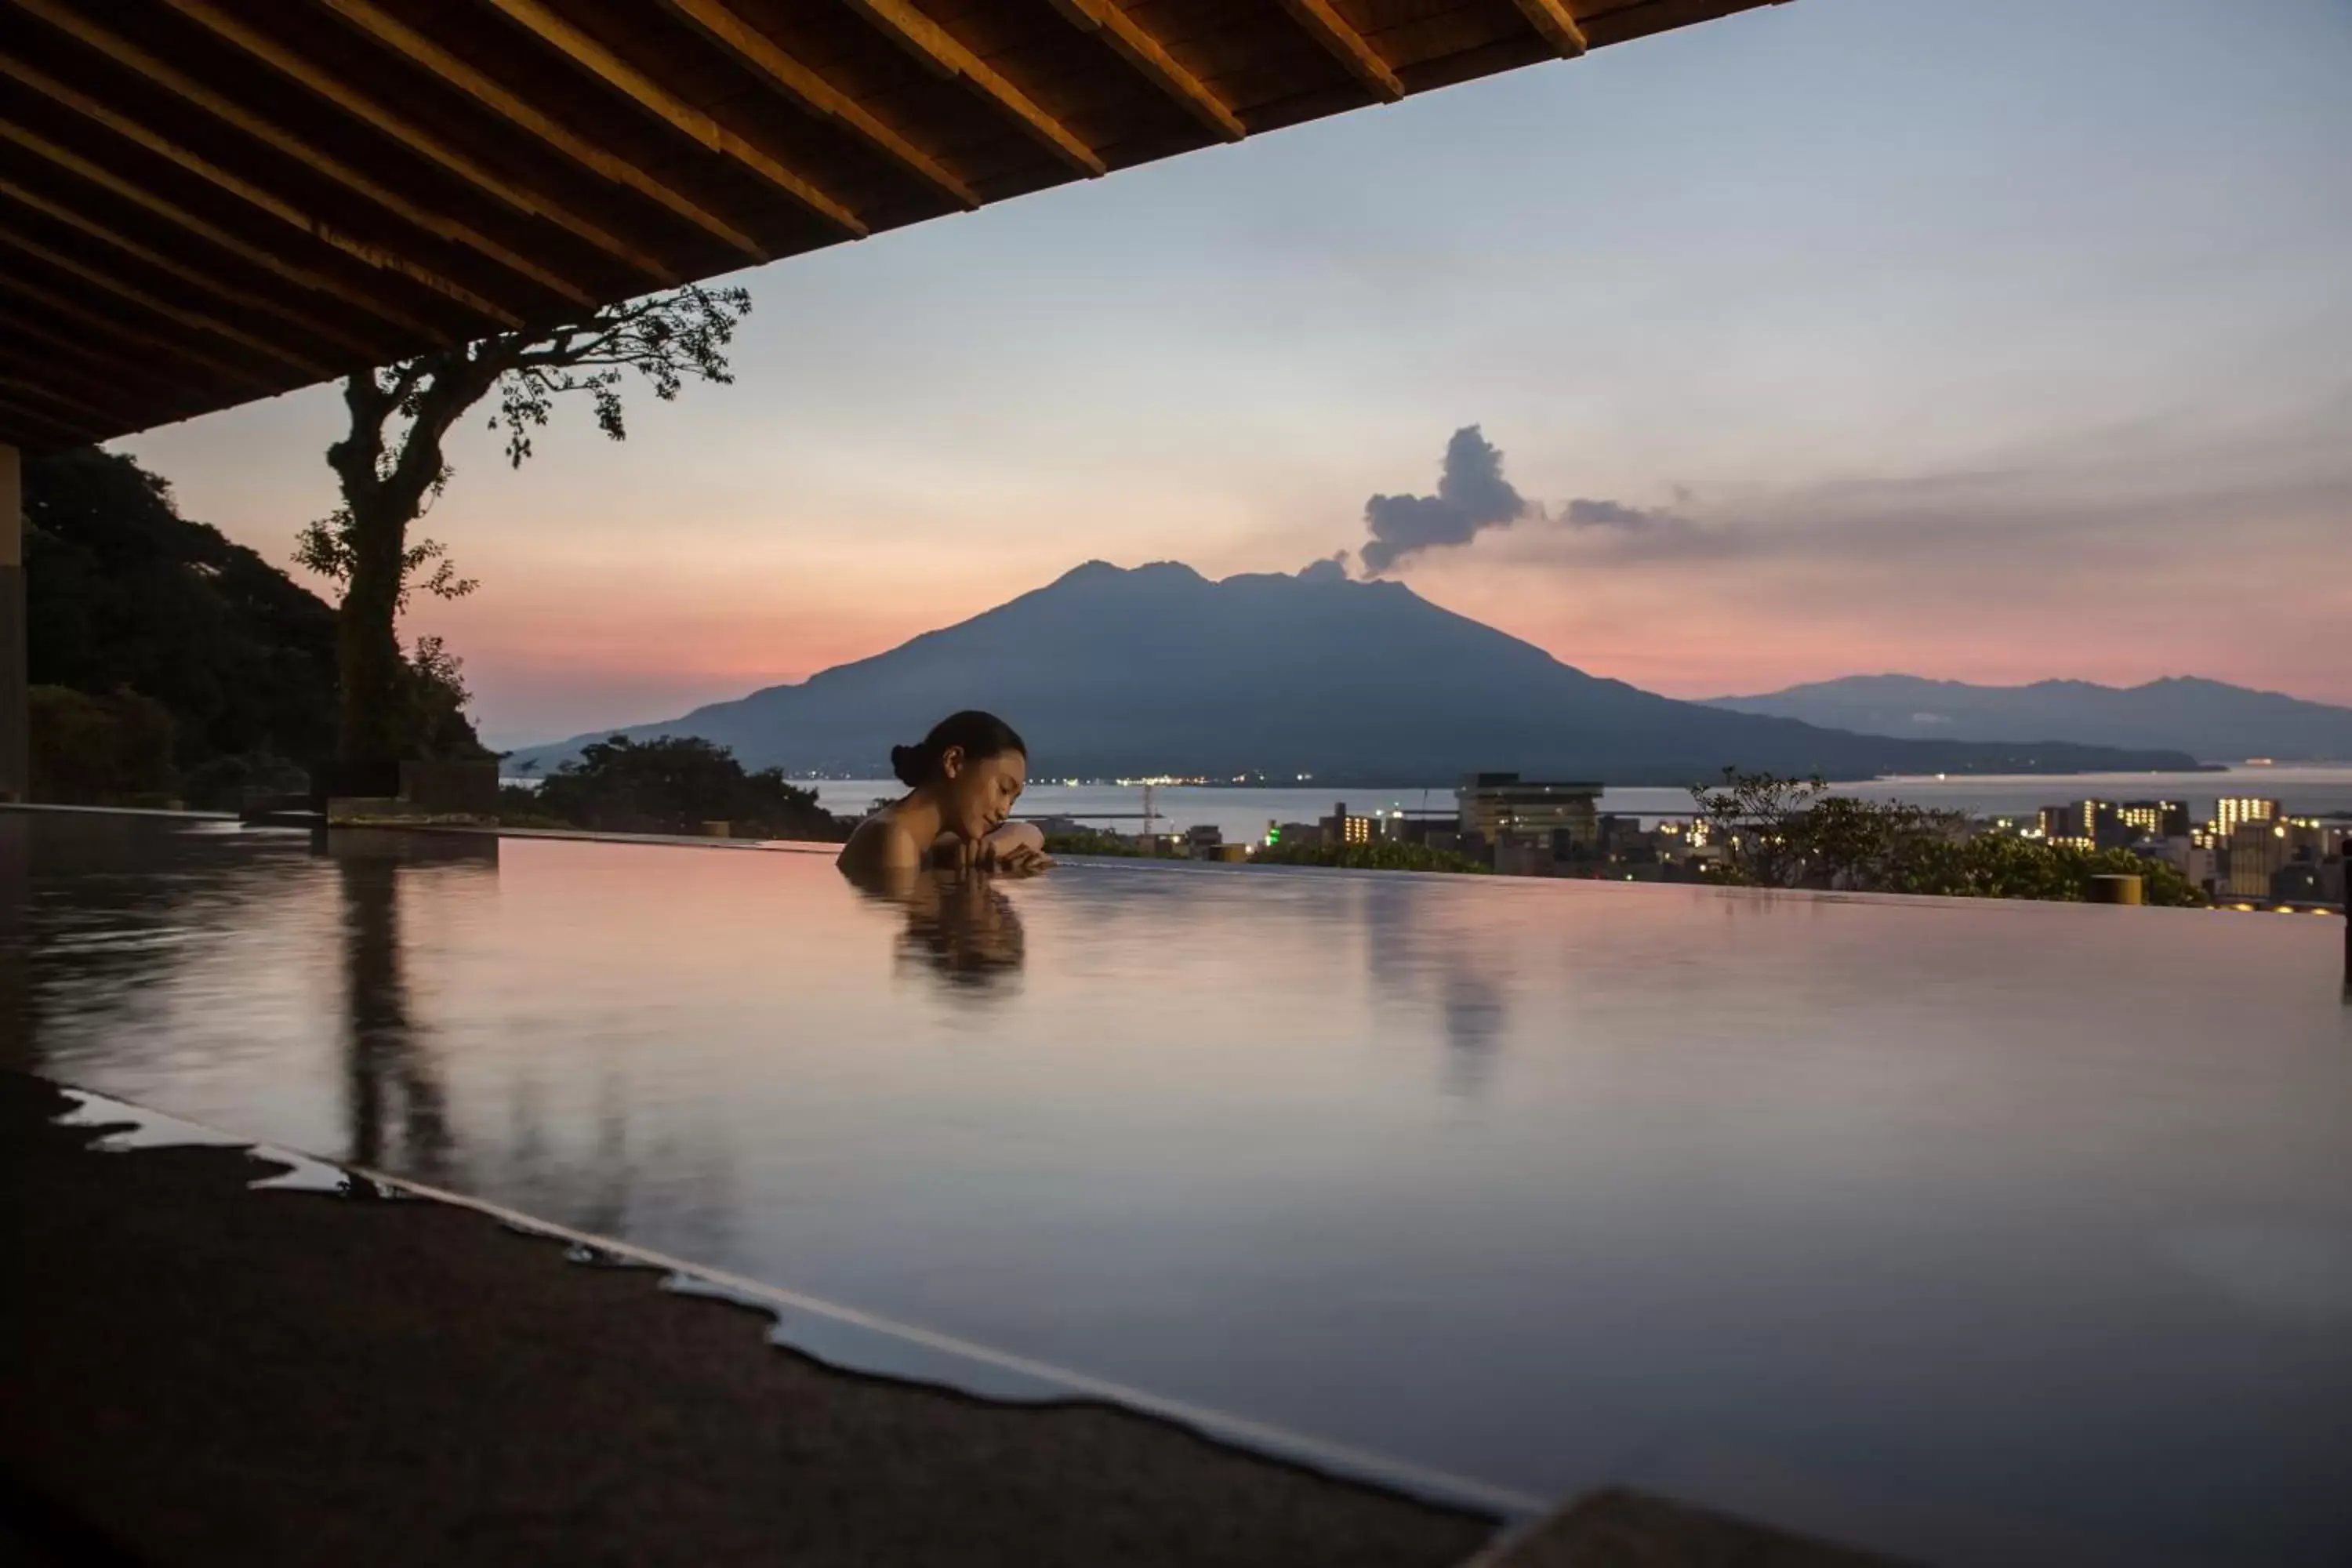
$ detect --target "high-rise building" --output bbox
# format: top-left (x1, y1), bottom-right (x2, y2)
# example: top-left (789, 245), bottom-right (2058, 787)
top-left (2118, 800), bottom-right (2190, 839)
top-left (2216, 797), bottom-right (2281, 837)
top-left (2224, 822), bottom-right (2291, 898)
top-left (2040, 800), bottom-right (2124, 848)
top-left (1457, 774), bottom-right (1601, 845)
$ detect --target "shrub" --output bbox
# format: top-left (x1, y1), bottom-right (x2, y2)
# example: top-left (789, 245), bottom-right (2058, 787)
top-left (1253, 840), bottom-right (1493, 873)
top-left (525, 735), bottom-right (849, 841)
top-left (30, 685), bottom-right (178, 804)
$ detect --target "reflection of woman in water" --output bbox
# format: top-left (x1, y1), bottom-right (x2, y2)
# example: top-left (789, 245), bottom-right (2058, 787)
top-left (837, 711), bottom-right (1051, 881)
top-left (894, 870), bottom-right (1025, 988)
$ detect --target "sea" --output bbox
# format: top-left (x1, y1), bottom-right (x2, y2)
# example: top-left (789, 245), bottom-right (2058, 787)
top-left (801, 764), bottom-right (2352, 839)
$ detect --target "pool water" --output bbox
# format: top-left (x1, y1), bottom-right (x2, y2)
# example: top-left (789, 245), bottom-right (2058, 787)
top-left (5, 812), bottom-right (2348, 1566)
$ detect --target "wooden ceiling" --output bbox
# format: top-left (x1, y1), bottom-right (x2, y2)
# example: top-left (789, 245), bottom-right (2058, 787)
top-left (0, 0), bottom-right (1780, 450)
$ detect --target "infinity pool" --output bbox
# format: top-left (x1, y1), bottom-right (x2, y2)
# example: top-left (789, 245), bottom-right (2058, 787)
top-left (6, 811), bottom-right (2348, 1566)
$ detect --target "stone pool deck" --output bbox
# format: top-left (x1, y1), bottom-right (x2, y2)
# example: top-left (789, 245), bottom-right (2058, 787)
top-left (0, 1072), bottom-right (1892, 1566)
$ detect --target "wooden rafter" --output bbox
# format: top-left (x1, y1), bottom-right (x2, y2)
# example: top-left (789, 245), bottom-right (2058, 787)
top-left (480, 0), bottom-right (866, 238)
top-left (842, 0), bottom-right (1104, 177)
top-left (1276, 0), bottom-right (1403, 101)
top-left (158, 0), bottom-right (676, 284)
top-left (0, 372), bottom-right (128, 427)
top-left (1048, 0), bottom-right (1245, 142)
top-left (0, 311), bottom-right (206, 414)
top-left (663, 0), bottom-right (978, 210)
top-left (0, 224), bottom-right (333, 377)
top-left (319, 0), bottom-right (768, 261)
top-left (0, 392), bottom-right (89, 443)
top-left (0, 116), bottom-right (438, 341)
top-left (0, 175), bottom-right (380, 359)
top-left (0, 364), bottom-right (151, 427)
top-left (1509, 0), bottom-right (1588, 56)
top-left (0, 274), bottom-right (278, 392)
top-left (4, 0), bottom-right (591, 308)
top-left (0, 50), bottom-right (524, 327)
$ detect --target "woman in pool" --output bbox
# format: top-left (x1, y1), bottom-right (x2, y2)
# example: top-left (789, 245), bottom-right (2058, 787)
top-left (837, 710), bottom-right (1051, 880)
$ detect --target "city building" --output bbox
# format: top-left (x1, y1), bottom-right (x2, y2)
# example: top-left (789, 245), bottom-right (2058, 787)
top-left (1318, 802), bottom-right (1377, 845)
top-left (2039, 800), bottom-right (2132, 850)
top-left (2147, 837), bottom-right (2216, 896)
top-left (1457, 774), bottom-right (1602, 847)
top-left (2216, 797), bottom-right (2281, 837)
top-left (2224, 822), bottom-right (2292, 899)
top-left (2118, 800), bottom-right (2190, 839)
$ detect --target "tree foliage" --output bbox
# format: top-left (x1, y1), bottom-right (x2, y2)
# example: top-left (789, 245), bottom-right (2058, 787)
top-left (307, 284), bottom-right (752, 782)
top-left (1254, 839), bottom-right (1494, 873)
top-left (26, 448), bottom-right (338, 769)
top-left (1040, 829), bottom-right (1157, 858)
top-left (1690, 768), bottom-right (2204, 906)
top-left (29, 686), bottom-right (178, 805)
top-left (525, 735), bottom-right (848, 841)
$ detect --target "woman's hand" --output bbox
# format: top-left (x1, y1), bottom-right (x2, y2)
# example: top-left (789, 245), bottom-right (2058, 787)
top-left (982, 841), bottom-right (1054, 876)
top-left (975, 821), bottom-right (1052, 875)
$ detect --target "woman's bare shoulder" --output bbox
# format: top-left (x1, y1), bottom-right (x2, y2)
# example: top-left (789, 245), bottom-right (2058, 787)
top-left (838, 811), bottom-right (921, 874)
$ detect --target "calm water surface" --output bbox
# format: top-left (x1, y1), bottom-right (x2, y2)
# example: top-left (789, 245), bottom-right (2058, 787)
top-left (5, 812), bottom-right (2348, 1567)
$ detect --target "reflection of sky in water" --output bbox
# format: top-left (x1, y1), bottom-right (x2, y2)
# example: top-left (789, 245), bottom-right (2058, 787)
top-left (5, 812), bottom-right (2350, 1567)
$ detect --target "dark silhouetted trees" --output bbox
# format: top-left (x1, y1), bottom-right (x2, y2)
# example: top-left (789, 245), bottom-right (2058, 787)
top-left (524, 735), bottom-right (845, 841)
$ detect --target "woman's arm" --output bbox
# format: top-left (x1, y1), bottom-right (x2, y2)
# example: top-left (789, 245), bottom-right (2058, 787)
top-left (987, 821), bottom-right (1045, 857)
top-left (927, 820), bottom-right (1051, 873)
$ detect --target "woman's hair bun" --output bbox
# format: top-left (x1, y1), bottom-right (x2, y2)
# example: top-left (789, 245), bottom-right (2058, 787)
top-left (888, 742), bottom-right (931, 788)
top-left (890, 711), bottom-right (1025, 789)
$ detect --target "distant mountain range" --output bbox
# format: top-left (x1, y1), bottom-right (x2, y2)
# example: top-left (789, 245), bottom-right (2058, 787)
top-left (508, 563), bottom-right (2201, 784)
top-left (1707, 675), bottom-right (2352, 764)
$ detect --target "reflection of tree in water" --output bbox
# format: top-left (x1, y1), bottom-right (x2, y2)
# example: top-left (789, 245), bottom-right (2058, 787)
top-left (0, 814), bottom-right (316, 1073)
top-left (333, 832), bottom-right (739, 1260)
top-left (336, 852), bottom-right (456, 1183)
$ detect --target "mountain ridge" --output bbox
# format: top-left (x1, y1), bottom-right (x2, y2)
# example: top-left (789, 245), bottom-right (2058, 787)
top-left (1707, 673), bottom-right (2352, 762)
top-left (507, 564), bottom-right (2203, 784)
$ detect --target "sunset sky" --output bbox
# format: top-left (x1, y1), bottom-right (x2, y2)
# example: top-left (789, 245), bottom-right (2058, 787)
top-left (118, 0), bottom-right (2351, 749)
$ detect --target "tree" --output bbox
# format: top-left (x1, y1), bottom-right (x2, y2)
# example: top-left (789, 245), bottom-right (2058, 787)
top-left (296, 285), bottom-right (752, 790)
top-left (1254, 840), bottom-right (1493, 873)
top-left (1690, 768), bottom-right (2205, 906)
top-left (28, 685), bottom-right (179, 806)
top-left (27, 448), bottom-right (337, 779)
top-left (527, 735), bottom-right (847, 841)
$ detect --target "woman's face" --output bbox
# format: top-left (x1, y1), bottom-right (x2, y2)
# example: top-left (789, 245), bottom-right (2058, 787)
top-left (938, 746), bottom-right (1027, 841)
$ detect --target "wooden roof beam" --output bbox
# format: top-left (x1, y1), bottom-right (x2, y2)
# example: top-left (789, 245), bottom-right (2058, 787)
top-left (0, 372), bottom-right (136, 429)
top-left (0, 224), bottom-right (335, 377)
top-left (662, 0), bottom-right (978, 210)
top-left (0, 116), bottom-right (440, 341)
top-left (4, 0), bottom-right (586, 310)
top-left (0, 174), bottom-right (381, 360)
top-left (0, 48), bottom-right (522, 328)
top-left (1049, 0), bottom-right (1246, 142)
top-left (0, 307), bottom-right (216, 412)
top-left (159, 0), bottom-right (677, 285)
top-left (841, 0), bottom-right (1105, 177)
top-left (320, 0), bottom-right (768, 262)
top-left (1510, 0), bottom-right (1589, 57)
top-left (480, 0), bottom-right (866, 238)
top-left (0, 274), bottom-right (279, 393)
top-left (0, 392), bottom-right (93, 445)
top-left (0, 305), bottom-right (243, 420)
top-left (1276, 0), bottom-right (1403, 102)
